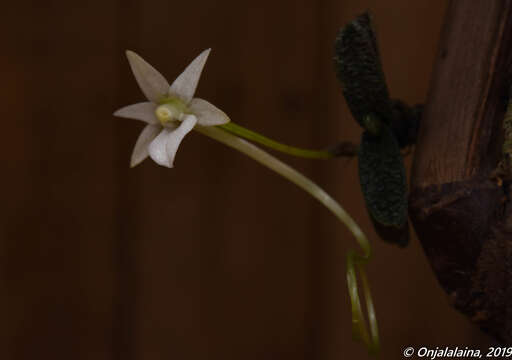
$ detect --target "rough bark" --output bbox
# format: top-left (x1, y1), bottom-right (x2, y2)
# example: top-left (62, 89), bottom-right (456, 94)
top-left (410, 0), bottom-right (512, 343)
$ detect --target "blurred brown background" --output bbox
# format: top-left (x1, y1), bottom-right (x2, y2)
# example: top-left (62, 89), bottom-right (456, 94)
top-left (0, 0), bottom-right (493, 359)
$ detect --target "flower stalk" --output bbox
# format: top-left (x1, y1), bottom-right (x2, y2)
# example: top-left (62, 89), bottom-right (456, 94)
top-left (219, 122), bottom-right (334, 159)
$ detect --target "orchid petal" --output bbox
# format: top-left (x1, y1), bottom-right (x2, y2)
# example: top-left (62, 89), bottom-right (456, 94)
top-left (169, 49), bottom-right (211, 103)
top-left (148, 129), bottom-right (174, 167)
top-left (189, 98), bottom-right (230, 126)
top-left (113, 102), bottom-right (159, 124)
top-left (126, 50), bottom-right (170, 103)
top-left (130, 124), bottom-right (162, 167)
top-left (148, 115), bottom-right (197, 168)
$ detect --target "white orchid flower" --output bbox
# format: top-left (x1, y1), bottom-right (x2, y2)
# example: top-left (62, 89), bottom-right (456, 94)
top-left (114, 49), bottom-right (230, 168)
top-left (113, 48), bottom-right (378, 352)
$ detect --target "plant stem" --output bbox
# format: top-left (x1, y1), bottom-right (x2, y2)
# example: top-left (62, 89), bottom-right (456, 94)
top-left (195, 124), bottom-right (378, 352)
top-left (220, 122), bottom-right (335, 159)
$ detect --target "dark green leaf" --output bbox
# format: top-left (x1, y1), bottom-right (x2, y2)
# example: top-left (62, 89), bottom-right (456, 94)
top-left (334, 12), bottom-right (393, 128)
top-left (358, 126), bottom-right (409, 246)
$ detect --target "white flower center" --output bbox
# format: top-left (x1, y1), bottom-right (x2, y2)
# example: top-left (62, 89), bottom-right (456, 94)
top-left (155, 104), bottom-right (183, 125)
top-left (155, 97), bottom-right (190, 126)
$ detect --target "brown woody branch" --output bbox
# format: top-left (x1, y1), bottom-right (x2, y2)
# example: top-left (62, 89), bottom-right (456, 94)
top-left (409, 0), bottom-right (512, 343)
